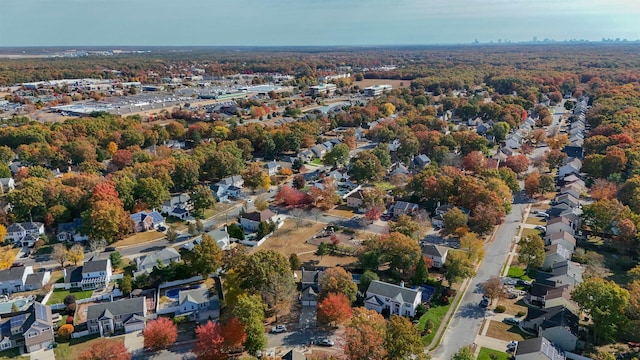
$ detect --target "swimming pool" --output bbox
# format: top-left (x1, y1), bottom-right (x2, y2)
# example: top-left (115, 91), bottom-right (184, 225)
top-left (0, 299), bottom-right (29, 314)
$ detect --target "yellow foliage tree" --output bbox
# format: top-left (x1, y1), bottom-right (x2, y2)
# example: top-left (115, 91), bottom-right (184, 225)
top-left (381, 102), bottom-right (396, 116)
top-left (67, 244), bottom-right (85, 266)
top-left (0, 246), bottom-right (18, 270)
top-left (106, 142), bottom-right (118, 156)
top-left (0, 224), bottom-right (6, 242)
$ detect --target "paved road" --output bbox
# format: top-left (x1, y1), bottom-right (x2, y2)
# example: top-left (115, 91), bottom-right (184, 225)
top-left (431, 191), bottom-right (529, 359)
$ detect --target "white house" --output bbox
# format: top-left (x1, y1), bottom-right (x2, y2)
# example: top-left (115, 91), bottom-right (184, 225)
top-left (514, 336), bottom-right (566, 360)
top-left (240, 210), bottom-right (277, 232)
top-left (135, 248), bottom-right (181, 274)
top-left (177, 287), bottom-right (216, 320)
top-left (6, 222), bottom-right (45, 247)
top-left (64, 259), bottom-right (112, 291)
top-left (388, 139), bottom-right (401, 152)
top-left (364, 280), bottom-right (422, 317)
top-left (558, 158), bottom-right (582, 178)
top-left (0, 178), bottom-right (15, 193)
top-left (345, 190), bottom-right (365, 212)
top-left (161, 194), bottom-right (191, 220)
top-left (422, 244), bottom-right (448, 268)
top-left (0, 266), bottom-right (34, 294)
top-left (265, 161), bottom-right (280, 176)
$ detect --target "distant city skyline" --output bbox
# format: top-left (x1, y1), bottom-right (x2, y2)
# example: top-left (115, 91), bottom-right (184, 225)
top-left (1, 0), bottom-right (639, 47)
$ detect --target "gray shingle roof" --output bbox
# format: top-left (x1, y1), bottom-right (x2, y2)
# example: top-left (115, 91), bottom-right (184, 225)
top-left (366, 280), bottom-right (421, 304)
top-left (179, 287), bottom-right (209, 305)
top-left (82, 259), bottom-right (109, 274)
top-left (0, 267), bottom-right (27, 282)
top-left (87, 297), bottom-right (145, 321)
top-left (422, 244), bottom-right (448, 258)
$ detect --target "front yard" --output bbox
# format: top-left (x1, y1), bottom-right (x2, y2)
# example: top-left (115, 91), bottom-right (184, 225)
top-left (478, 347), bottom-right (511, 360)
top-left (418, 302), bottom-right (451, 346)
top-left (54, 335), bottom-right (124, 360)
top-left (47, 289), bottom-right (94, 305)
top-left (485, 321), bottom-right (532, 342)
top-left (111, 230), bottom-right (164, 247)
top-left (0, 348), bottom-right (28, 360)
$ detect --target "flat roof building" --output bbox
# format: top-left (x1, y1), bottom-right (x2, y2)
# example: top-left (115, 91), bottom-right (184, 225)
top-left (364, 84), bottom-right (392, 96)
top-left (309, 83), bottom-right (337, 96)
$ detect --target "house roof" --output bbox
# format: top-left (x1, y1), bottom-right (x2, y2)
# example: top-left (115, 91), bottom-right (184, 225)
top-left (0, 267), bottom-right (28, 282)
top-left (346, 190), bottom-right (364, 200)
top-left (64, 266), bottom-right (83, 284)
top-left (515, 336), bottom-right (565, 359)
top-left (545, 231), bottom-right (576, 247)
top-left (130, 211), bottom-right (164, 225)
top-left (301, 269), bottom-right (322, 284)
top-left (162, 194), bottom-right (190, 208)
top-left (422, 244), bottom-right (448, 258)
top-left (394, 201), bottom-right (419, 212)
top-left (179, 287), bottom-right (209, 305)
top-left (282, 350), bottom-right (307, 360)
top-left (82, 259), bottom-right (109, 274)
top-left (554, 193), bottom-right (579, 207)
top-left (546, 216), bottom-right (572, 227)
top-left (86, 297), bottom-right (145, 321)
top-left (366, 280), bottom-right (421, 304)
top-left (7, 222), bottom-right (43, 233)
top-left (539, 307), bottom-right (579, 336)
top-left (25, 272), bottom-right (46, 286)
top-left (137, 248), bottom-right (180, 269)
top-left (545, 244), bottom-right (571, 259)
top-left (57, 218), bottom-right (83, 234)
top-left (241, 209), bottom-right (276, 223)
top-left (414, 154), bottom-right (431, 167)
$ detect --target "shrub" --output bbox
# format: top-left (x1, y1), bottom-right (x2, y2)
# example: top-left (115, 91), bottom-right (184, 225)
top-left (494, 305), bottom-right (506, 313)
top-left (58, 324), bottom-right (74, 340)
top-left (173, 316), bottom-right (187, 324)
top-left (67, 302), bottom-right (76, 314)
top-left (63, 295), bottom-right (76, 306)
top-left (516, 311), bottom-right (526, 317)
top-left (415, 304), bottom-right (427, 318)
top-left (66, 315), bottom-right (74, 324)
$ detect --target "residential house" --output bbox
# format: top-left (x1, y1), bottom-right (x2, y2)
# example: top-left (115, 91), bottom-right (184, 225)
top-left (205, 227), bottom-right (232, 250)
top-left (558, 158), bottom-right (582, 178)
top-left (135, 248), bottom-right (181, 274)
top-left (57, 218), bottom-right (88, 243)
top-left (559, 184), bottom-right (582, 199)
top-left (6, 222), bottom-right (45, 247)
top-left (505, 132), bottom-right (524, 149)
top-left (240, 210), bottom-right (277, 232)
top-left (23, 271), bottom-right (50, 292)
top-left (388, 162), bottom-right (410, 177)
top-left (560, 175), bottom-right (585, 188)
top-left (413, 154), bottom-right (431, 169)
top-left (216, 175), bottom-right (244, 189)
top-left (546, 215), bottom-right (577, 234)
top-left (546, 204), bottom-right (571, 218)
top-left (364, 280), bottom-right (422, 317)
top-left (0, 178), bottom-right (15, 193)
top-left (300, 268), bottom-right (322, 307)
top-left (0, 302), bottom-right (54, 353)
top-left (311, 144), bottom-right (328, 159)
top-left (322, 141), bottom-right (334, 152)
top-left (562, 145), bottom-right (584, 160)
top-left (265, 161), bottom-right (280, 176)
top-left (392, 201), bottom-right (419, 218)
top-left (299, 150), bottom-right (314, 162)
top-left (282, 350), bottom-right (307, 360)
top-left (477, 123), bottom-right (491, 135)
top-left (523, 306), bottom-right (579, 352)
top-left (515, 336), bottom-right (566, 360)
top-left (209, 185), bottom-right (229, 203)
top-left (0, 266), bottom-right (34, 295)
top-left (543, 244), bottom-right (572, 270)
top-left (432, 205), bottom-right (468, 228)
top-left (388, 139), bottom-right (401, 152)
top-left (86, 297), bottom-right (147, 336)
top-left (552, 194), bottom-right (580, 209)
top-left (130, 211), bottom-right (165, 232)
top-left (528, 284), bottom-right (578, 314)
top-left (422, 244), bottom-right (448, 268)
top-left (544, 231), bottom-right (576, 252)
top-left (161, 194), bottom-right (191, 220)
top-left (345, 190), bottom-right (365, 212)
top-left (536, 261), bottom-right (583, 288)
top-left (178, 287), bottom-right (217, 320)
top-left (63, 259), bottom-right (112, 291)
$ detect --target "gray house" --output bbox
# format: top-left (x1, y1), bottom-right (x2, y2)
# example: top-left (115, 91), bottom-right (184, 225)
top-left (0, 302), bottom-right (54, 353)
top-left (135, 248), bottom-right (181, 274)
top-left (86, 297), bottom-right (147, 336)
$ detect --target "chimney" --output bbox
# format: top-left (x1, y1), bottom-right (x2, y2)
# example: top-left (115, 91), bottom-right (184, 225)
top-left (400, 281), bottom-right (405, 288)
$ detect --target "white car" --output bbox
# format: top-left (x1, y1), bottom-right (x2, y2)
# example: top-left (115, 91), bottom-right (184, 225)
top-left (271, 325), bottom-right (287, 333)
top-left (507, 341), bottom-right (518, 351)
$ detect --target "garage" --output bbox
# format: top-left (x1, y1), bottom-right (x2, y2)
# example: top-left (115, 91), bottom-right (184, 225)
top-left (301, 300), bottom-right (316, 307)
top-left (28, 339), bottom-right (52, 353)
top-left (124, 322), bottom-right (145, 333)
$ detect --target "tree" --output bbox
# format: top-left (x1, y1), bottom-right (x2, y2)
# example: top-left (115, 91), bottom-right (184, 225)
top-left (371, 143), bottom-right (392, 168)
top-left (442, 207), bottom-right (468, 233)
top-left (389, 214), bottom-right (420, 239)
top-left (67, 243), bottom-right (84, 266)
top-left (412, 256), bottom-right (430, 286)
top-left (233, 294), bottom-right (267, 355)
top-left (504, 155), bottom-right (529, 175)
top-left (546, 134), bottom-right (569, 150)
top-left (52, 244), bottom-right (68, 267)
top-left (254, 196), bottom-right (269, 211)
top-left (462, 151), bottom-right (487, 173)
top-left (293, 174), bottom-right (306, 189)
top-left (524, 171), bottom-right (540, 198)
top-left (591, 179), bottom-right (618, 200)
top-left (110, 251), bottom-right (123, 269)
top-left (241, 162), bottom-right (271, 192)
top-left (78, 339), bottom-right (131, 360)
top-left (460, 232), bottom-right (485, 264)
top-left (539, 174), bottom-right (555, 195)
top-left (221, 317), bottom-right (246, 353)
top-left (143, 317), bottom-right (178, 351)
top-left (451, 345), bottom-right (475, 360)
top-left (349, 151), bottom-right (384, 183)
top-left (492, 122), bottom-right (510, 142)
top-left (135, 177), bottom-right (170, 209)
top-left (319, 267), bottom-right (358, 303)
top-left (166, 227), bottom-right (178, 242)
top-left (227, 223), bottom-right (245, 240)
top-left (544, 149), bottom-right (567, 169)
top-left (190, 185), bottom-right (216, 218)
top-left (571, 278), bottom-right (629, 344)
top-left (317, 293), bottom-right (353, 327)
top-left (275, 185), bottom-right (308, 206)
top-left (342, 308), bottom-right (387, 360)
top-left (384, 315), bottom-right (428, 360)
top-left (288, 253), bottom-right (301, 270)
top-left (236, 250), bottom-right (295, 311)
top-left (323, 143), bottom-right (350, 167)
top-left (58, 324), bottom-right (74, 340)
top-left (0, 224), bottom-right (6, 243)
top-left (193, 321), bottom-right (227, 360)
top-left (481, 277), bottom-right (504, 304)
top-left (119, 274), bottom-right (133, 296)
top-left (362, 187), bottom-right (386, 222)
top-left (518, 233), bottom-right (545, 270)
top-left (111, 149), bottom-right (133, 170)
top-left (359, 270), bottom-right (379, 292)
top-left (444, 252), bottom-right (475, 286)
top-left (185, 234), bottom-right (223, 277)
top-left (173, 157), bottom-right (200, 192)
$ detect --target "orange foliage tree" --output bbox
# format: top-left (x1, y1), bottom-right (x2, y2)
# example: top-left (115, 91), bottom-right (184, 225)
top-left (193, 321), bottom-right (226, 360)
top-left (317, 293), bottom-right (353, 327)
top-left (143, 317), bottom-right (178, 351)
top-left (78, 339), bottom-right (131, 360)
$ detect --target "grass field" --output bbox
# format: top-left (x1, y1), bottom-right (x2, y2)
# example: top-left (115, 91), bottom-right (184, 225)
top-left (111, 230), bottom-right (164, 247)
top-left (525, 216), bottom-right (546, 226)
top-left (419, 303), bottom-right (451, 346)
top-left (54, 335), bottom-right (124, 360)
top-left (521, 228), bottom-right (542, 239)
top-left (47, 289), bottom-right (94, 305)
top-left (507, 267), bottom-right (533, 281)
top-left (478, 347), bottom-right (511, 360)
top-left (485, 321), bottom-right (530, 342)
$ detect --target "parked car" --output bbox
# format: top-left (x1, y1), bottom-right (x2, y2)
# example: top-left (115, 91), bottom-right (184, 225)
top-left (507, 341), bottom-right (518, 351)
top-left (516, 279), bottom-right (532, 287)
top-left (318, 339), bottom-right (335, 347)
top-left (534, 225), bottom-right (546, 231)
top-left (479, 298), bottom-right (489, 307)
top-left (503, 317), bottom-right (519, 326)
top-left (271, 325), bottom-right (287, 333)
top-left (536, 212), bottom-right (550, 218)
top-left (157, 226), bottom-right (167, 232)
top-left (104, 246), bottom-right (116, 252)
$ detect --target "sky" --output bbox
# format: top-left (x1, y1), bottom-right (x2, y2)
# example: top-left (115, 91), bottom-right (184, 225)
top-left (1, 0), bottom-right (639, 47)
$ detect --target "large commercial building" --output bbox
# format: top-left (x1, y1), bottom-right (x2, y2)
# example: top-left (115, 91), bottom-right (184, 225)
top-left (309, 83), bottom-right (337, 96)
top-left (363, 84), bottom-right (392, 96)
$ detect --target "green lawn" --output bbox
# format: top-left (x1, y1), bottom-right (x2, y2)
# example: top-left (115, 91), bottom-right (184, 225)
top-left (374, 181), bottom-right (395, 191)
top-left (0, 348), bottom-right (29, 360)
top-left (477, 347), bottom-right (511, 360)
top-left (35, 245), bottom-right (54, 255)
top-left (47, 289), bottom-right (94, 305)
top-left (310, 158), bottom-right (323, 165)
top-left (507, 267), bottom-right (534, 281)
top-left (521, 228), bottom-right (543, 239)
top-left (418, 304), bottom-right (451, 346)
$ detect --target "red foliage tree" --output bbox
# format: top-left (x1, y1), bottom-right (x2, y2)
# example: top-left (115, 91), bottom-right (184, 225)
top-left (317, 293), bottom-right (353, 327)
top-left (590, 179), bottom-right (618, 200)
top-left (503, 155), bottom-right (529, 174)
top-left (78, 339), bottom-right (131, 360)
top-left (365, 207), bottom-right (382, 222)
top-left (143, 317), bottom-right (178, 351)
top-left (193, 321), bottom-right (226, 360)
top-left (221, 317), bottom-right (246, 353)
top-left (111, 149), bottom-right (133, 170)
top-left (462, 151), bottom-right (487, 173)
top-left (275, 185), bottom-right (309, 206)
top-left (91, 181), bottom-right (122, 204)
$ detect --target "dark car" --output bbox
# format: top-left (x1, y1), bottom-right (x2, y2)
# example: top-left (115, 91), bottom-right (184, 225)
top-left (516, 279), bottom-right (532, 287)
top-left (157, 226), bottom-right (167, 232)
top-left (479, 298), bottom-right (489, 307)
top-left (503, 317), bottom-right (519, 325)
top-left (317, 339), bottom-right (335, 347)
top-left (104, 246), bottom-right (116, 252)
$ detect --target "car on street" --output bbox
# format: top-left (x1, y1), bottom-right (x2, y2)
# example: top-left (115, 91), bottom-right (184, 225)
top-left (507, 341), bottom-right (518, 351)
top-left (271, 325), bottom-right (287, 333)
top-left (317, 339), bottom-right (335, 347)
top-left (479, 298), bottom-right (489, 307)
top-left (503, 317), bottom-right (519, 326)
top-left (157, 226), bottom-right (167, 232)
top-left (104, 246), bottom-right (116, 252)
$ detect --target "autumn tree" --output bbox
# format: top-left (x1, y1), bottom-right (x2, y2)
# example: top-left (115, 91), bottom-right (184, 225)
top-left (460, 232), bottom-right (485, 264)
top-left (442, 207), bottom-right (468, 234)
top-left (539, 174), bottom-right (555, 195)
top-left (143, 317), bottom-right (178, 351)
top-left (444, 252), bottom-right (475, 287)
top-left (68, 244), bottom-right (85, 266)
top-left (385, 315), bottom-right (428, 360)
top-left (349, 151), bottom-right (385, 183)
top-left (81, 182), bottom-right (130, 243)
top-left (241, 162), bottom-right (271, 192)
top-left (544, 149), bottom-right (567, 170)
top-left (546, 134), bottom-right (569, 150)
top-left (323, 143), bottom-right (350, 167)
top-left (235, 250), bottom-right (295, 312)
top-left (173, 157), bottom-right (200, 192)
top-left (524, 171), bottom-right (540, 198)
top-left (190, 185), bottom-right (216, 218)
top-left (275, 185), bottom-right (309, 206)
top-left (58, 324), bottom-right (74, 340)
top-left (317, 293), bottom-right (353, 327)
top-left (504, 155), bottom-right (529, 175)
top-left (319, 267), bottom-right (358, 303)
top-left (462, 151), bottom-right (487, 173)
top-left (389, 214), bottom-right (420, 239)
top-left (233, 294), bottom-right (267, 355)
top-left (78, 339), bottom-right (131, 360)
top-left (571, 278), bottom-right (630, 344)
top-left (482, 277), bottom-right (504, 304)
top-left (52, 243), bottom-right (68, 267)
top-left (591, 179), bottom-right (617, 200)
top-left (135, 177), bottom-right (170, 209)
top-left (518, 233), bottom-right (545, 270)
top-left (184, 234), bottom-right (222, 277)
top-left (362, 187), bottom-right (386, 222)
top-left (363, 232), bottom-right (422, 277)
top-left (451, 346), bottom-right (475, 360)
top-left (342, 307), bottom-right (387, 360)
top-left (193, 321), bottom-right (226, 360)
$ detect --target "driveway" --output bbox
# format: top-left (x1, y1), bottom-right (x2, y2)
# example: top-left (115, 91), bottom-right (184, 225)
top-left (125, 330), bottom-right (145, 359)
top-left (299, 306), bottom-right (316, 329)
top-left (29, 348), bottom-right (55, 360)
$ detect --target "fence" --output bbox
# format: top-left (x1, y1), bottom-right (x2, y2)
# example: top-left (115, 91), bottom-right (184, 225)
top-left (71, 330), bottom-right (89, 339)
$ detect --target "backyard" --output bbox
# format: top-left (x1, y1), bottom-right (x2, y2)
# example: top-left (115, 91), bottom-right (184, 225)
top-left (54, 335), bottom-right (124, 360)
top-left (47, 289), bottom-right (94, 305)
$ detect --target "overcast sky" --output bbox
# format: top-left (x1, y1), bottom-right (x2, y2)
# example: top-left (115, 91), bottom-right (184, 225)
top-left (1, 0), bottom-right (639, 46)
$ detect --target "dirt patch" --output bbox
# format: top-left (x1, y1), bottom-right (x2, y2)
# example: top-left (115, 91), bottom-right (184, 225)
top-left (111, 230), bottom-right (165, 248)
top-left (355, 79), bottom-right (410, 89)
top-left (259, 219), bottom-right (324, 255)
top-left (485, 321), bottom-right (528, 342)
top-left (495, 298), bottom-right (529, 317)
top-left (74, 302), bottom-right (95, 324)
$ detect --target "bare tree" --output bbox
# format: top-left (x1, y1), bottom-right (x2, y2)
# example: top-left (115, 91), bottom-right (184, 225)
top-left (52, 244), bottom-right (69, 268)
top-left (88, 239), bottom-right (106, 253)
top-left (290, 208), bottom-right (305, 229)
top-left (482, 276), bottom-right (505, 305)
top-left (309, 208), bottom-right (322, 223)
